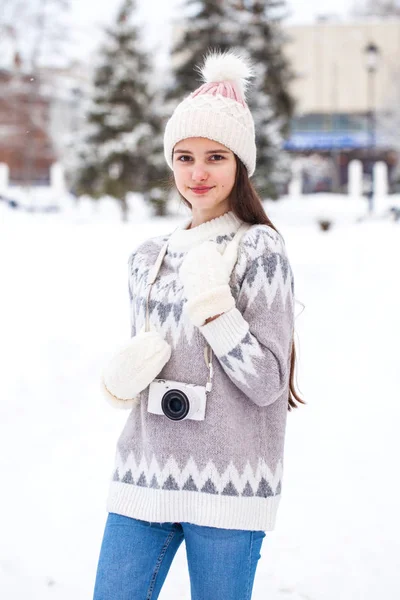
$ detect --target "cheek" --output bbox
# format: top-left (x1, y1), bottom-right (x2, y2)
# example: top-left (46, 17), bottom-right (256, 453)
top-left (220, 165), bottom-right (236, 190)
top-left (172, 168), bottom-right (185, 189)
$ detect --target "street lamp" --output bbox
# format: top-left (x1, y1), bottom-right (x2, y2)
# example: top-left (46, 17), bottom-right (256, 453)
top-left (363, 41), bottom-right (380, 213)
top-left (364, 41), bottom-right (380, 148)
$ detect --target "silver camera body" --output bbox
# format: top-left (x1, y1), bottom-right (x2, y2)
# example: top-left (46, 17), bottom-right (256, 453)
top-left (147, 378), bottom-right (207, 421)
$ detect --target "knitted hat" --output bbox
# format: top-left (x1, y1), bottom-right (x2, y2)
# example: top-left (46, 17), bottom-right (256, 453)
top-left (163, 50), bottom-right (256, 176)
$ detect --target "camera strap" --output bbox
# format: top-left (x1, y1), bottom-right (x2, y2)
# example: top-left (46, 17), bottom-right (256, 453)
top-left (145, 221), bottom-right (252, 392)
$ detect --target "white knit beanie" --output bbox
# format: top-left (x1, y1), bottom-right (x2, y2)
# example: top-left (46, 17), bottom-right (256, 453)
top-left (163, 50), bottom-right (257, 176)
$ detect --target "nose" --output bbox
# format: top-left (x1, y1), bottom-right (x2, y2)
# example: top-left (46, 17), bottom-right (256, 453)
top-left (191, 164), bottom-right (208, 182)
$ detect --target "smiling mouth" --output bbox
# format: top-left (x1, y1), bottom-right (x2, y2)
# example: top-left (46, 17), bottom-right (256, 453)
top-left (190, 186), bottom-right (214, 192)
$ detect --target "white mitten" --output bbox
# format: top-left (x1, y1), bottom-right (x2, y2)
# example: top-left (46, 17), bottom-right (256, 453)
top-left (179, 241), bottom-right (235, 327)
top-left (102, 325), bottom-right (172, 409)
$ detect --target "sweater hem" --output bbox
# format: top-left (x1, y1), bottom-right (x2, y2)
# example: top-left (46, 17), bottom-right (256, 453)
top-left (106, 481), bottom-right (280, 531)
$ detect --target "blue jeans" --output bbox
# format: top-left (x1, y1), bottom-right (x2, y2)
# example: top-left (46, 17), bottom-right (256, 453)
top-left (93, 512), bottom-right (266, 600)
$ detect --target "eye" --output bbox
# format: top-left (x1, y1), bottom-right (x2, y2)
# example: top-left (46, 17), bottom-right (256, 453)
top-left (209, 154), bottom-right (225, 161)
top-left (176, 155), bottom-right (192, 162)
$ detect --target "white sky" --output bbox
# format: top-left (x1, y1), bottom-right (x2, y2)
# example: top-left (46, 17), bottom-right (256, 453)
top-left (69, 0), bottom-right (353, 26)
top-left (68, 0), bottom-right (354, 64)
top-left (285, 0), bottom-right (352, 22)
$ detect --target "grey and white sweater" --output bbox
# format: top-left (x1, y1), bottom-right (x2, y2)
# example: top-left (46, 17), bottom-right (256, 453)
top-left (107, 210), bottom-right (295, 531)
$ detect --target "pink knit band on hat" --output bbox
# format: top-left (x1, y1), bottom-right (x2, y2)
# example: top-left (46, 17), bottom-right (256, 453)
top-left (163, 50), bottom-right (257, 176)
top-left (191, 81), bottom-right (247, 107)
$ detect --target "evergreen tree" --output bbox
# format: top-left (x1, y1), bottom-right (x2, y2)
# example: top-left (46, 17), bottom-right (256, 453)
top-left (73, 0), bottom-right (161, 218)
top-left (233, 1), bottom-right (295, 196)
top-left (166, 0), bottom-right (235, 101)
top-left (167, 0), bottom-right (295, 198)
top-left (144, 83), bottom-right (172, 216)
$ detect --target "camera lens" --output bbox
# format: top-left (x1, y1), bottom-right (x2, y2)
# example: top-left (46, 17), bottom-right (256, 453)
top-left (161, 389), bottom-right (189, 421)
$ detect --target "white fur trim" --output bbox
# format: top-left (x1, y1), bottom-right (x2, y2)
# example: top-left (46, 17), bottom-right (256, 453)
top-left (102, 330), bottom-right (172, 403)
top-left (200, 50), bottom-right (254, 98)
top-left (101, 378), bottom-right (139, 410)
top-left (184, 284), bottom-right (236, 327)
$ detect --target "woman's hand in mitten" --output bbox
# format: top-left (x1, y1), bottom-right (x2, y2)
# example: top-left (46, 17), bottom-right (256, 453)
top-left (179, 241), bottom-right (235, 327)
top-left (102, 326), bottom-right (171, 409)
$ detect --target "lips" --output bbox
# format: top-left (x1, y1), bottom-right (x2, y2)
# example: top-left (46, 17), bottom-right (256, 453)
top-left (190, 186), bottom-right (214, 194)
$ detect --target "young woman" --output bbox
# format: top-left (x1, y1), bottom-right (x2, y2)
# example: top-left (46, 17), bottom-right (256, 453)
top-left (95, 51), bottom-right (304, 600)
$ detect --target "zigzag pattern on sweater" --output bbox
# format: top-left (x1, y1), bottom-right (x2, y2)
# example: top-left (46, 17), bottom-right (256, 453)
top-left (129, 226), bottom-right (294, 354)
top-left (108, 214), bottom-right (293, 530)
top-left (112, 451), bottom-right (283, 498)
top-left (234, 227), bottom-right (294, 309)
top-left (219, 330), bottom-right (268, 384)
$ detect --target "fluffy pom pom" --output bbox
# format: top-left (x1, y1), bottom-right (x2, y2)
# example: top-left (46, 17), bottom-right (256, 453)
top-left (199, 50), bottom-right (254, 98)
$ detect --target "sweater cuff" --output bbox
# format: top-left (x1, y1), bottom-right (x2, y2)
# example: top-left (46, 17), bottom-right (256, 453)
top-left (199, 307), bottom-right (249, 356)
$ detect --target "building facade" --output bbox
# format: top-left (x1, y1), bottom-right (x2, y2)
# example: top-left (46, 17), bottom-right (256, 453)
top-left (283, 17), bottom-right (400, 192)
top-left (0, 58), bottom-right (90, 187)
top-left (0, 68), bottom-right (57, 185)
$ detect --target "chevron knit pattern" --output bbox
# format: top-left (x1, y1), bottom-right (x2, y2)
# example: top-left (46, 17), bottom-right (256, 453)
top-left (107, 210), bottom-right (295, 531)
top-left (113, 452), bottom-right (283, 498)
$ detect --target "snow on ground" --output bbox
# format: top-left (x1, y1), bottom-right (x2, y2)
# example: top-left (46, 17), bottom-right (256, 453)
top-left (0, 194), bottom-right (399, 599)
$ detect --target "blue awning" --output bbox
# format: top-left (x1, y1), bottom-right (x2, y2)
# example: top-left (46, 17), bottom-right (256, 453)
top-left (284, 131), bottom-right (371, 150)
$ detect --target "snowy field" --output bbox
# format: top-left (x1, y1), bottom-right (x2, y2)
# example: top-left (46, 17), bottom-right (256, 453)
top-left (1, 193), bottom-right (399, 599)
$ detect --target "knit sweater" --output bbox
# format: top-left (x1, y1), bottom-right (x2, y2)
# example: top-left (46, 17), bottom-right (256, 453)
top-left (106, 210), bottom-right (295, 531)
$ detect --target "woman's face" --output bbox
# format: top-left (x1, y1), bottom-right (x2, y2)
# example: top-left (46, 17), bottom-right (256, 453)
top-left (172, 137), bottom-right (237, 213)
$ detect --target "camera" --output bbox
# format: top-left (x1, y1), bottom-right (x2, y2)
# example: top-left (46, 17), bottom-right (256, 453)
top-left (147, 378), bottom-right (207, 421)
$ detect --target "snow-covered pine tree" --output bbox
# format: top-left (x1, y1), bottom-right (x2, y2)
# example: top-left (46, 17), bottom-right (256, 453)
top-left (166, 0), bottom-right (235, 102)
top-left (73, 0), bottom-right (158, 219)
top-left (233, 1), bottom-right (295, 197)
top-left (143, 84), bottom-right (172, 216)
top-left (167, 0), bottom-right (295, 198)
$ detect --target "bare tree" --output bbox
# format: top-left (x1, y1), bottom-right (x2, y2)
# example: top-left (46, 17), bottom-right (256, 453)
top-left (0, 0), bottom-right (70, 70)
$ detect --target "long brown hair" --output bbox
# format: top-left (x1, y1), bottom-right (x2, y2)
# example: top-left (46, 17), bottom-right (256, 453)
top-left (172, 156), bottom-right (305, 412)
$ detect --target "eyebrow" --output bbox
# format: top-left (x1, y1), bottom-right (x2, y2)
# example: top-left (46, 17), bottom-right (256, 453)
top-left (173, 149), bottom-right (231, 154)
